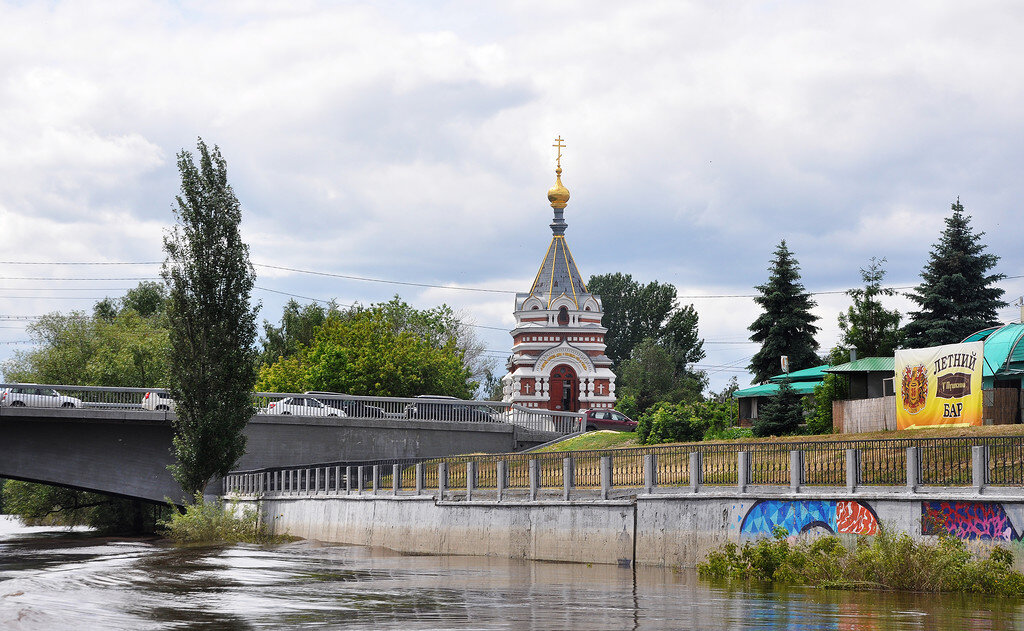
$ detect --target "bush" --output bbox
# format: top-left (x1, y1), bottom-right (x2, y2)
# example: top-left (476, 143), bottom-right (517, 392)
top-left (615, 393), bottom-right (639, 423)
top-left (160, 493), bottom-right (286, 545)
top-left (697, 523), bottom-right (1024, 596)
top-left (638, 402), bottom-right (707, 444)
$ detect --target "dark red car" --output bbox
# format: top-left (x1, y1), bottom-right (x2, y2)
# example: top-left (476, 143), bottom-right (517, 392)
top-left (581, 409), bottom-right (637, 432)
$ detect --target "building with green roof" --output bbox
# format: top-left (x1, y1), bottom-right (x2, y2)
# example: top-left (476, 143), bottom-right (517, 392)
top-left (732, 364), bottom-right (829, 426)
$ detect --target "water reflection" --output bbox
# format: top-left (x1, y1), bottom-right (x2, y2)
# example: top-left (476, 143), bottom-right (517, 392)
top-left (1, 517), bottom-right (1023, 630)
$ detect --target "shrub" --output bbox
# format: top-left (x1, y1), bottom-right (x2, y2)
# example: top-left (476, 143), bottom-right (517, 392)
top-left (615, 393), bottom-right (639, 424)
top-left (160, 493), bottom-right (286, 545)
top-left (753, 381), bottom-right (804, 437)
top-left (697, 523), bottom-right (1024, 596)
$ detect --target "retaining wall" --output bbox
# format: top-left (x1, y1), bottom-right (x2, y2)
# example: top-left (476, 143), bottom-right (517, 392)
top-left (237, 488), bottom-right (1024, 568)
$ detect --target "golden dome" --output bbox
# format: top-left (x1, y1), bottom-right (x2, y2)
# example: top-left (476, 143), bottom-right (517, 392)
top-left (547, 166), bottom-right (570, 209)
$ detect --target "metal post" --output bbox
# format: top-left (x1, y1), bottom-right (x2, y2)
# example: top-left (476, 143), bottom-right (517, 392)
top-left (305, 468), bottom-right (311, 493)
top-left (972, 445), bottom-right (989, 492)
top-left (393, 464), bottom-right (401, 494)
top-left (415, 463), bottom-right (424, 495)
top-left (906, 447), bottom-right (920, 493)
top-left (497, 460), bottom-right (507, 502)
top-left (346, 466), bottom-right (352, 495)
top-left (689, 452), bottom-right (702, 493)
top-left (467, 461), bottom-right (476, 501)
top-left (335, 466), bottom-right (342, 493)
top-left (737, 451), bottom-right (750, 493)
top-left (528, 459), bottom-right (539, 501)
top-left (438, 462), bottom-right (447, 499)
top-left (372, 465), bottom-right (380, 495)
top-left (600, 456), bottom-right (612, 499)
top-left (643, 453), bottom-right (657, 494)
top-left (315, 468), bottom-right (321, 494)
top-left (789, 450), bottom-right (803, 493)
top-left (357, 466), bottom-right (364, 495)
top-left (845, 449), bottom-right (860, 493)
top-left (563, 457), bottom-right (574, 501)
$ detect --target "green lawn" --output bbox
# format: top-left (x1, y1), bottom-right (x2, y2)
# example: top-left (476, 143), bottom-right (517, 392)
top-left (533, 431), bottom-right (638, 453)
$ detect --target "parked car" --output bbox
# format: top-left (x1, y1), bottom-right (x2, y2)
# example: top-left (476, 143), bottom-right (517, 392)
top-left (0, 385), bottom-right (83, 409)
top-left (265, 396), bottom-right (347, 417)
top-left (142, 391), bottom-right (176, 411)
top-left (405, 395), bottom-right (497, 423)
top-left (581, 409), bottom-right (637, 432)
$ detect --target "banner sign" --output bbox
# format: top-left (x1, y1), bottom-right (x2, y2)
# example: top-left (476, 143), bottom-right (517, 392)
top-left (895, 341), bottom-right (984, 430)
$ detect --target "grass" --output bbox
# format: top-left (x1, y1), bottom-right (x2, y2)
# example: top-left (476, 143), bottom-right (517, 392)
top-left (532, 431), bottom-right (639, 453)
top-left (697, 523), bottom-right (1024, 596)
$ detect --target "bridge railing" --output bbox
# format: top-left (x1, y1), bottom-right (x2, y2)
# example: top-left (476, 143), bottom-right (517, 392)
top-left (0, 382), bottom-right (583, 434)
top-left (224, 435), bottom-right (1024, 500)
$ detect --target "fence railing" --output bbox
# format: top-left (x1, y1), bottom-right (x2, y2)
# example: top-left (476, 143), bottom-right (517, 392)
top-left (225, 436), bottom-right (1024, 500)
top-left (0, 382), bottom-right (583, 434)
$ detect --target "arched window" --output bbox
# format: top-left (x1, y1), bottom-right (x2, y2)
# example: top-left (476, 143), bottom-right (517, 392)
top-left (557, 306), bottom-right (569, 326)
top-left (531, 305), bottom-right (539, 310)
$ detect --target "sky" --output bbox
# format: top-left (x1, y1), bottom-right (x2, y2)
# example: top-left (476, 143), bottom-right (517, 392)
top-left (2, 0), bottom-right (1024, 394)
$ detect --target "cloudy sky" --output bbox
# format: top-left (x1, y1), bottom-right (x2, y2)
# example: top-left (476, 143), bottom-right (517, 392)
top-left (2, 0), bottom-right (1023, 392)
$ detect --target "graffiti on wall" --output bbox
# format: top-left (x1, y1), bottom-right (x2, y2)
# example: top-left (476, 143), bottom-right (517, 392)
top-left (921, 501), bottom-right (1020, 541)
top-left (740, 500), bottom-right (879, 536)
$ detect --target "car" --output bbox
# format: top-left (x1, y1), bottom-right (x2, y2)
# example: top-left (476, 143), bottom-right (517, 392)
top-left (405, 395), bottom-right (497, 423)
top-left (581, 408), bottom-right (637, 432)
top-left (305, 391), bottom-right (393, 419)
top-left (0, 385), bottom-right (83, 409)
top-left (142, 391), bottom-right (176, 411)
top-left (265, 396), bottom-right (347, 417)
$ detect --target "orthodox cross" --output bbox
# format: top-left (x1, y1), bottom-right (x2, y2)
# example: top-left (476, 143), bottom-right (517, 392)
top-left (524, 382), bottom-right (532, 394)
top-left (553, 136), bottom-right (565, 168)
top-left (596, 382), bottom-right (606, 395)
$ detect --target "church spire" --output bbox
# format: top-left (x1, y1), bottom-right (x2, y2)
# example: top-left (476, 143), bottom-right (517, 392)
top-left (547, 136), bottom-right (570, 236)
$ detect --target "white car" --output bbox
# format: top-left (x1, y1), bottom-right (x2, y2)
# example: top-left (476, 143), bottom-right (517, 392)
top-left (142, 391), bottom-right (176, 411)
top-left (265, 396), bottom-right (347, 417)
top-left (0, 386), bottom-right (83, 409)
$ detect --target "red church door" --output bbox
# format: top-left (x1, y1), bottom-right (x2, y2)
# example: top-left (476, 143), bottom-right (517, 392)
top-left (549, 364), bottom-right (579, 412)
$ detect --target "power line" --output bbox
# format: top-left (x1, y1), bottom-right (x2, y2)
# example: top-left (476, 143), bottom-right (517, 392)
top-left (253, 263), bottom-right (513, 294)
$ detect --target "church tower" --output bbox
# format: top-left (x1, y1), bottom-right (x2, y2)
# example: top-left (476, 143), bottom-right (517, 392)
top-left (502, 138), bottom-right (616, 412)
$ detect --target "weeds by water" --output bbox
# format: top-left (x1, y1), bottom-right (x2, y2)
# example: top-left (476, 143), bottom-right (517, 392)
top-left (697, 524), bottom-right (1024, 596)
top-left (159, 493), bottom-right (289, 545)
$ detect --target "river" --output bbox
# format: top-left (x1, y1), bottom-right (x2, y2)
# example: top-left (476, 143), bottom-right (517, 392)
top-left (1, 516), bottom-right (1022, 630)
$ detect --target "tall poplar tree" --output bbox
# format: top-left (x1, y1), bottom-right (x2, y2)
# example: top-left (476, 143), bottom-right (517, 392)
top-left (163, 139), bottom-right (259, 498)
top-left (838, 257), bottom-right (902, 357)
top-left (748, 240), bottom-right (820, 383)
top-left (902, 200), bottom-right (1006, 348)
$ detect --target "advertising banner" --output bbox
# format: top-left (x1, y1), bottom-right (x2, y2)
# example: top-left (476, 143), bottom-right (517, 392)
top-left (895, 341), bottom-right (984, 430)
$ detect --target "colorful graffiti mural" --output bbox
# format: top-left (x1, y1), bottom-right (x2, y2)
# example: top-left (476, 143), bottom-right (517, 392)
top-left (740, 500), bottom-right (879, 536)
top-left (922, 501), bottom-right (1019, 541)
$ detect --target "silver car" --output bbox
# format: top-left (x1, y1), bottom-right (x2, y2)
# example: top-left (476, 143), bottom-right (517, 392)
top-left (0, 386), bottom-right (83, 409)
top-left (264, 396), bottom-right (347, 417)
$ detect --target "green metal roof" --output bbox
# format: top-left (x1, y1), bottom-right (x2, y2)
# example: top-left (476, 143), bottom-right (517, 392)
top-left (824, 357), bottom-right (895, 373)
top-left (733, 381), bottom-right (821, 398)
top-left (768, 364), bottom-right (830, 383)
top-left (961, 323), bottom-right (1024, 378)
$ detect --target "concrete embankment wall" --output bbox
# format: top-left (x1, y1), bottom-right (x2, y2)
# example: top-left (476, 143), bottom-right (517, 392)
top-left (237, 489), bottom-right (1024, 568)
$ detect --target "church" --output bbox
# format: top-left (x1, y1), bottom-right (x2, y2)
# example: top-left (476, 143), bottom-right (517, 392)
top-left (502, 139), bottom-right (617, 412)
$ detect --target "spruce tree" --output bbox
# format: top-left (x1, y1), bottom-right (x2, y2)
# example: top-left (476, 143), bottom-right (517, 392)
top-left (748, 240), bottom-right (820, 383)
top-left (902, 200), bottom-right (1006, 348)
top-left (753, 381), bottom-right (804, 437)
top-left (162, 139), bottom-right (259, 498)
top-left (838, 257), bottom-right (902, 357)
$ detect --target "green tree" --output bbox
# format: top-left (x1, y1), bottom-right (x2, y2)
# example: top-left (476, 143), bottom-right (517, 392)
top-left (162, 139), bottom-right (259, 498)
top-left (838, 257), bottom-right (902, 358)
top-left (902, 199), bottom-right (1006, 348)
top-left (256, 298), bottom-right (476, 399)
top-left (749, 241), bottom-right (820, 383)
top-left (587, 273), bottom-right (693, 366)
top-left (259, 299), bottom-right (335, 366)
top-left (806, 346), bottom-right (850, 435)
top-left (617, 337), bottom-right (706, 413)
top-left (753, 381), bottom-right (805, 437)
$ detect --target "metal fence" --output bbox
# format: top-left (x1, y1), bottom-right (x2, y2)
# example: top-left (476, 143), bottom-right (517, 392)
top-left (0, 382), bottom-right (583, 434)
top-left (225, 435), bottom-right (1024, 499)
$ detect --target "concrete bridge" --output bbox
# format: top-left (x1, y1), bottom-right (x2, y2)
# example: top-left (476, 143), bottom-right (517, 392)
top-left (0, 385), bottom-right (577, 504)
